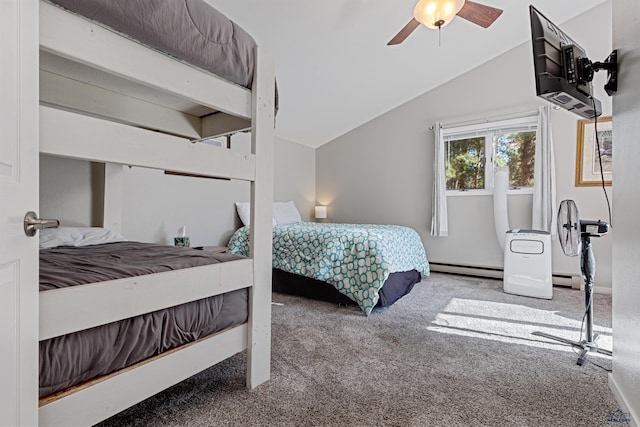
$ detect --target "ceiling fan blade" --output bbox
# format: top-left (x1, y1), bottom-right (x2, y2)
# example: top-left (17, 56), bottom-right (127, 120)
top-left (387, 18), bottom-right (421, 45)
top-left (456, 1), bottom-right (503, 28)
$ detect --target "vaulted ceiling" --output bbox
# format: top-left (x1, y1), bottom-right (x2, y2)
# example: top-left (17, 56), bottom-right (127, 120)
top-left (210, 1), bottom-right (607, 148)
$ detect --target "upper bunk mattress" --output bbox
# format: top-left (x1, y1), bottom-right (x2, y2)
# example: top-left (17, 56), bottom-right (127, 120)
top-left (39, 242), bottom-right (248, 398)
top-left (47, 0), bottom-right (272, 99)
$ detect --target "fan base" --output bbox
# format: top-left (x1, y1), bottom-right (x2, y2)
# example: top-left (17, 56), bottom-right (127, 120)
top-left (532, 331), bottom-right (612, 366)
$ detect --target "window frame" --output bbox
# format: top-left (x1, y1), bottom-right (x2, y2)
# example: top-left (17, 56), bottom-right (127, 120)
top-left (441, 116), bottom-right (538, 197)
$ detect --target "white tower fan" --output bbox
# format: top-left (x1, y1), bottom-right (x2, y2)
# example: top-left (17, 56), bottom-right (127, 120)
top-left (494, 167), bottom-right (553, 299)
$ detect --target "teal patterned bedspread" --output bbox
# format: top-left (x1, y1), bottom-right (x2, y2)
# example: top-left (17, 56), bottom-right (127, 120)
top-left (227, 223), bottom-right (429, 315)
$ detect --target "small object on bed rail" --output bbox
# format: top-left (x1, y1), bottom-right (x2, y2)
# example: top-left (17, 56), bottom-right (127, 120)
top-left (164, 170), bottom-right (232, 181)
top-left (193, 245), bottom-right (228, 254)
top-left (189, 135), bottom-right (232, 148)
top-left (24, 211), bottom-right (60, 237)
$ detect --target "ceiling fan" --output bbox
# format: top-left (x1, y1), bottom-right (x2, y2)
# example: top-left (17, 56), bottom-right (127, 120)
top-left (388, 0), bottom-right (503, 45)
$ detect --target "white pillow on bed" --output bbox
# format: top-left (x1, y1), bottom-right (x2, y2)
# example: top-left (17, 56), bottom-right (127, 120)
top-left (235, 202), bottom-right (277, 227)
top-left (39, 227), bottom-right (127, 249)
top-left (273, 201), bottom-right (302, 224)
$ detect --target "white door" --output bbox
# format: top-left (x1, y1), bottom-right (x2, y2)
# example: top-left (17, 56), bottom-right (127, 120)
top-left (0, 0), bottom-right (39, 425)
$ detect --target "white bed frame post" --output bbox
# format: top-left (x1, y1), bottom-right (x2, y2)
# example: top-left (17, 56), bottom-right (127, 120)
top-left (102, 163), bottom-right (124, 234)
top-left (247, 47), bottom-right (275, 389)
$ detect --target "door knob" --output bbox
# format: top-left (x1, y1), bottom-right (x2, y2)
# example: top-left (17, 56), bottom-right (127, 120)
top-left (24, 211), bottom-right (60, 237)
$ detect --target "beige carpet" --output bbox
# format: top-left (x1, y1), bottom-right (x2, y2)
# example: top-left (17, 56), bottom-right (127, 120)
top-left (98, 273), bottom-right (619, 426)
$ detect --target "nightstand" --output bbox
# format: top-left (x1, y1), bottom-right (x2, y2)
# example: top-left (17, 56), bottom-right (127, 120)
top-left (194, 245), bottom-right (227, 254)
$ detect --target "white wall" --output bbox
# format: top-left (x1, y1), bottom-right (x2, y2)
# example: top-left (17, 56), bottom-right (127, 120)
top-left (120, 162), bottom-right (248, 247)
top-left (317, 3), bottom-right (614, 289)
top-left (610, 0), bottom-right (640, 420)
top-left (274, 137), bottom-right (316, 220)
top-left (40, 134), bottom-right (316, 247)
top-left (40, 155), bottom-right (98, 227)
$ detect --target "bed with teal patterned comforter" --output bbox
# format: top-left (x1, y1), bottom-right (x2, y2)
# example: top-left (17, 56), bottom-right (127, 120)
top-left (227, 223), bottom-right (429, 315)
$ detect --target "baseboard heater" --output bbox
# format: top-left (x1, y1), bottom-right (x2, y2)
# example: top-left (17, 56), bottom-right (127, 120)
top-left (428, 262), bottom-right (581, 289)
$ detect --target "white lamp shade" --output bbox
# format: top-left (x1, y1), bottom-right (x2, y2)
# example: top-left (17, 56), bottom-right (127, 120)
top-left (413, 0), bottom-right (465, 29)
top-left (315, 206), bottom-right (327, 219)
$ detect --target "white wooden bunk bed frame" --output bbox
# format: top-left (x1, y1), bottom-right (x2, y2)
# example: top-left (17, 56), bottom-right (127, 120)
top-left (37, 2), bottom-right (275, 425)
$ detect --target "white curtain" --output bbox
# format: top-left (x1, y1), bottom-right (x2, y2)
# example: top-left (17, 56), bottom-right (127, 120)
top-left (532, 104), bottom-right (557, 237)
top-left (431, 123), bottom-right (448, 236)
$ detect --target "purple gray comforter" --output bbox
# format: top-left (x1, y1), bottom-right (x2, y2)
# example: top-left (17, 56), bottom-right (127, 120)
top-left (48, 0), bottom-right (278, 110)
top-left (39, 242), bottom-right (248, 398)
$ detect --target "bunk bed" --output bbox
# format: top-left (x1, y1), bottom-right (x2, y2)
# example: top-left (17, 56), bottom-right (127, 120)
top-left (37, 1), bottom-right (275, 425)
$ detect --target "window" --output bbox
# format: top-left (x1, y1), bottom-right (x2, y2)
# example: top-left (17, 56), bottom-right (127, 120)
top-left (442, 116), bottom-right (537, 195)
top-left (445, 136), bottom-right (486, 191)
top-left (494, 129), bottom-right (536, 188)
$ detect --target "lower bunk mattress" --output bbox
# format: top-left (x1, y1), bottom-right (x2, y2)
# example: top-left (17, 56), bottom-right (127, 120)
top-left (39, 241), bottom-right (248, 399)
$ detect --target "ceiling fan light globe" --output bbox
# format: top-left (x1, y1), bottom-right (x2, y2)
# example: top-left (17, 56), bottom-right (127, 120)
top-left (413, 0), bottom-right (465, 29)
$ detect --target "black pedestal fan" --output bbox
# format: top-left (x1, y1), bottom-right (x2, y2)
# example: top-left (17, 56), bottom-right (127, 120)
top-left (532, 199), bottom-right (612, 366)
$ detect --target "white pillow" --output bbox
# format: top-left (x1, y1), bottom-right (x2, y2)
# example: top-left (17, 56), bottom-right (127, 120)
top-left (235, 202), bottom-right (277, 227)
top-left (273, 201), bottom-right (302, 224)
top-left (39, 227), bottom-right (127, 249)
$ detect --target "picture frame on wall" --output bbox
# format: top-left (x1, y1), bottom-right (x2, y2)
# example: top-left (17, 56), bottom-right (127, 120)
top-left (576, 116), bottom-right (612, 187)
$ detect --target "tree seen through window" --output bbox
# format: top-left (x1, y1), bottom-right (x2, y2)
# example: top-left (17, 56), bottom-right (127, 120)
top-left (494, 130), bottom-right (536, 188)
top-left (445, 137), bottom-right (486, 190)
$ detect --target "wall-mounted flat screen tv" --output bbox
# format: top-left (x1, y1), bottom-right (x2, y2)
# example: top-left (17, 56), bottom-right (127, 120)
top-left (529, 5), bottom-right (602, 119)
